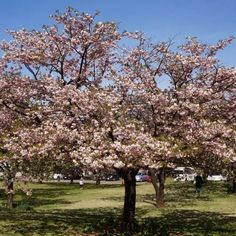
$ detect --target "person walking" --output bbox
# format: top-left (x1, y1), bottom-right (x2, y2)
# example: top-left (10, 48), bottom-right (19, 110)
top-left (79, 177), bottom-right (84, 189)
top-left (195, 173), bottom-right (203, 197)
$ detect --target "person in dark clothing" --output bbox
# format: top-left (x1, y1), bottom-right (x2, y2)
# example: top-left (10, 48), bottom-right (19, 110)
top-left (195, 174), bottom-right (203, 196)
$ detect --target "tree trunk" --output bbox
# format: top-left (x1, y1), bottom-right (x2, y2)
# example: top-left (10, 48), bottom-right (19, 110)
top-left (232, 163), bottom-right (236, 193)
top-left (232, 180), bottom-right (236, 193)
top-left (149, 168), bottom-right (159, 207)
top-left (232, 174), bottom-right (236, 193)
top-left (156, 167), bottom-right (165, 207)
top-left (202, 169), bottom-right (209, 184)
top-left (95, 176), bottom-right (101, 185)
top-left (6, 179), bottom-right (14, 209)
top-left (118, 167), bottom-right (138, 231)
top-left (229, 162), bottom-right (236, 193)
top-left (70, 177), bottom-right (74, 184)
top-left (94, 170), bottom-right (101, 185)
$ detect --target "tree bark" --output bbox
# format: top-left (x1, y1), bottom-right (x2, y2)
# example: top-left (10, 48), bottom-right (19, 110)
top-left (232, 180), bottom-right (236, 193)
top-left (95, 176), bottom-right (101, 185)
top-left (118, 167), bottom-right (138, 231)
top-left (202, 171), bottom-right (208, 184)
top-left (149, 168), bottom-right (159, 207)
top-left (6, 179), bottom-right (14, 209)
top-left (229, 162), bottom-right (236, 193)
top-left (70, 177), bottom-right (74, 184)
top-left (94, 170), bottom-right (101, 185)
top-left (232, 163), bottom-right (236, 193)
top-left (232, 173), bottom-right (236, 193)
top-left (156, 167), bottom-right (165, 207)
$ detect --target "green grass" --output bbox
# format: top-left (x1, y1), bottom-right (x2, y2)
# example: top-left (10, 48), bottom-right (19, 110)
top-left (0, 180), bottom-right (235, 235)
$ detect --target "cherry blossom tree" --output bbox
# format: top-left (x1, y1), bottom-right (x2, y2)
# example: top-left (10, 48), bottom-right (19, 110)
top-left (0, 7), bottom-right (121, 208)
top-left (0, 8), bottom-right (235, 229)
top-left (0, 59), bottom-right (42, 207)
top-left (113, 34), bottom-right (236, 207)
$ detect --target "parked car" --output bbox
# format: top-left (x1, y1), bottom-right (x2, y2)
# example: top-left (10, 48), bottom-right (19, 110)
top-left (53, 173), bottom-right (64, 181)
top-left (105, 174), bottom-right (120, 181)
top-left (146, 175), bottom-right (152, 182)
top-left (173, 167), bottom-right (196, 182)
top-left (207, 175), bottom-right (227, 181)
top-left (135, 173), bottom-right (148, 182)
top-left (174, 174), bottom-right (192, 182)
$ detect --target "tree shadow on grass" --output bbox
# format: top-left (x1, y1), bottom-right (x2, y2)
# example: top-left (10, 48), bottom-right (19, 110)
top-left (0, 187), bottom-right (73, 210)
top-left (139, 209), bottom-right (236, 236)
top-left (103, 183), bottom-right (210, 209)
top-left (168, 181), bottom-right (229, 198)
top-left (141, 192), bottom-right (211, 209)
top-left (15, 197), bottom-right (72, 209)
top-left (0, 208), bottom-right (122, 236)
top-left (0, 208), bottom-right (235, 236)
top-left (141, 181), bottom-right (229, 208)
top-left (45, 182), bottom-right (124, 190)
top-left (1, 182), bottom-right (124, 211)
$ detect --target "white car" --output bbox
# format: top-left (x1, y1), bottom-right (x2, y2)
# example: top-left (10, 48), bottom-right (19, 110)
top-left (173, 167), bottom-right (196, 181)
top-left (174, 173), bottom-right (195, 182)
top-left (53, 173), bottom-right (64, 181)
top-left (207, 175), bottom-right (227, 181)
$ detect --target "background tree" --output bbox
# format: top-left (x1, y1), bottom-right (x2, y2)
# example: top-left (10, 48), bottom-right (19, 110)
top-left (114, 34), bottom-right (236, 207)
top-left (0, 7), bottom-right (121, 207)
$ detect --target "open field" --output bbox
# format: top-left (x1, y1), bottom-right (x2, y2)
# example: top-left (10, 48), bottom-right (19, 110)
top-left (0, 180), bottom-right (235, 235)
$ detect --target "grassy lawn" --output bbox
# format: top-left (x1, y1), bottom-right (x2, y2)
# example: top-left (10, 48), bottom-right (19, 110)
top-left (0, 179), bottom-right (235, 235)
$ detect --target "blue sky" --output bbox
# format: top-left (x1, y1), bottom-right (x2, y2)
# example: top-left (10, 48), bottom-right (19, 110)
top-left (0, 0), bottom-right (236, 66)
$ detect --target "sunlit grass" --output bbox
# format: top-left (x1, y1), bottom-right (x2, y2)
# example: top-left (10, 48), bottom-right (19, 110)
top-left (0, 179), bottom-right (235, 235)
